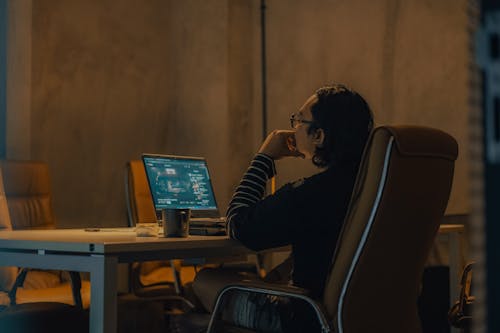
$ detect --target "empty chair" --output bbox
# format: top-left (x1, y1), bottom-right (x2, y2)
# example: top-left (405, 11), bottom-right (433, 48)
top-left (0, 160), bottom-right (89, 331)
top-left (0, 160), bottom-right (90, 308)
top-left (125, 160), bottom-right (196, 303)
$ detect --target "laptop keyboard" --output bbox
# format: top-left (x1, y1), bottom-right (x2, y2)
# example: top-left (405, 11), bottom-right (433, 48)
top-left (189, 217), bottom-right (227, 236)
top-left (190, 217), bottom-right (226, 224)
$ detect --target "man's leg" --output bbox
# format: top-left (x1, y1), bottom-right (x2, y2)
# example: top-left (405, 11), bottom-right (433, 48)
top-left (192, 267), bottom-right (259, 312)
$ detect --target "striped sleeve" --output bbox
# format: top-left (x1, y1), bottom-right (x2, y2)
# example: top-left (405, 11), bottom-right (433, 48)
top-left (226, 153), bottom-right (276, 238)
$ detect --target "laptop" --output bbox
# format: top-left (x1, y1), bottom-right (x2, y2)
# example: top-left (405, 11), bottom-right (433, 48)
top-left (142, 153), bottom-right (227, 236)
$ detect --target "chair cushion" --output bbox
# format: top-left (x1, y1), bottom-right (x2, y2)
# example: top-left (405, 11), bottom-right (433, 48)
top-left (140, 265), bottom-right (197, 287)
top-left (16, 280), bottom-right (91, 309)
top-left (23, 270), bottom-right (62, 289)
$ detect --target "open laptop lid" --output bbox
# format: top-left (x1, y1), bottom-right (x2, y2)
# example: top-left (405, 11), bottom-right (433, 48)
top-left (141, 154), bottom-right (221, 218)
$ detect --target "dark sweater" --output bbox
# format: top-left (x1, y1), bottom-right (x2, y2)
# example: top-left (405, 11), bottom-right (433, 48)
top-left (227, 154), bottom-right (357, 298)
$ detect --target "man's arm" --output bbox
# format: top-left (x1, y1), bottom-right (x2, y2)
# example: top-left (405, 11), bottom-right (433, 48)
top-left (226, 130), bottom-right (304, 250)
top-left (226, 153), bottom-right (276, 239)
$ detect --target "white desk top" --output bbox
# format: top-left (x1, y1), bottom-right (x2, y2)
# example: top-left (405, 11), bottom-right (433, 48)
top-left (0, 224), bottom-right (463, 256)
top-left (0, 228), bottom-right (246, 255)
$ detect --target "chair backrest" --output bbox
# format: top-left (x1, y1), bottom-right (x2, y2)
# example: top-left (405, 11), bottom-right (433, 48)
top-left (0, 160), bottom-right (56, 230)
top-left (125, 160), bottom-right (181, 285)
top-left (125, 160), bottom-right (157, 226)
top-left (322, 126), bottom-right (458, 333)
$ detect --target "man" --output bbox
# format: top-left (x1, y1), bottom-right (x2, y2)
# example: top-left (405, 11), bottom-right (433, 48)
top-left (193, 83), bottom-right (374, 331)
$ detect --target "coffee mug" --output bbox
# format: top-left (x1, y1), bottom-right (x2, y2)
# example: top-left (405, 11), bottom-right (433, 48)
top-left (162, 209), bottom-right (190, 237)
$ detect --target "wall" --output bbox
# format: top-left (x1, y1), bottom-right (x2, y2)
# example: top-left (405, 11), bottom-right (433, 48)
top-left (27, 0), bottom-right (260, 227)
top-left (6, 0), bottom-right (470, 228)
top-left (6, 0), bottom-right (31, 159)
top-left (266, 0), bottom-right (470, 214)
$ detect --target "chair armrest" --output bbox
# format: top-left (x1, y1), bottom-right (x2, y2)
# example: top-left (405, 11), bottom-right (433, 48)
top-left (233, 279), bottom-right (311, 296)
top-left (8, 268), bottom-right (28, 305)
top-left (206, 280), bottom-right (332, 333)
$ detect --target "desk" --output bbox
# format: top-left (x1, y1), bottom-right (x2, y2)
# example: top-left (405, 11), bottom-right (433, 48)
top-left (0, 228), bottom-right (251, 333)
top-left (0, 225), bottom-right (465, 333)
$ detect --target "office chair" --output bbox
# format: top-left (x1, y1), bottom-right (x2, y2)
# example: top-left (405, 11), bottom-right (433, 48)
top-left (207, 125), bottom-right (459, 333)
top-left (0, 160), bottom-right (89, 331)
top-left (125, 160), bottom-right (196, 308)
top-left (0, 160), bottom-right (90, 307)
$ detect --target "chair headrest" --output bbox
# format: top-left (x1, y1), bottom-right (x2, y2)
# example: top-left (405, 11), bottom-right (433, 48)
top-left (382, 126), bottom-right (458, 161)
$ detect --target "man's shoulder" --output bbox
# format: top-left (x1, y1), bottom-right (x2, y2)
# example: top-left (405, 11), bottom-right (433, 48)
top-left (287, 170), bottom-right (332, 192)
top-left (290, 167), bottom-right (352, 195)
top-left (303, 167), bottom-right (335, 184)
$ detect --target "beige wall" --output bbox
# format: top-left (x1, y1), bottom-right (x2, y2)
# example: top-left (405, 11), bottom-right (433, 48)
top-left (6, 0), bottom-right (470, 227)
top-left (266, 0), bottom-right (470, 214)
top-left (28, 0), bottom-right (258, 227)
top-left (6, 0), bottom-right (31, 159)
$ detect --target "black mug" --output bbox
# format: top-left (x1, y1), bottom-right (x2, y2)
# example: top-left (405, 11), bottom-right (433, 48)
top-left (162, 209), bottom-right (190, 237)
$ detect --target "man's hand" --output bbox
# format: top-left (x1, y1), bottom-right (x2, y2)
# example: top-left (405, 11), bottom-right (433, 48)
top-left (258, 130), bottom-right (305, 160)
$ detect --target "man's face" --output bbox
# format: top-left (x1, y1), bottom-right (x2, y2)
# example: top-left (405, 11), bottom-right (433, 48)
top-left (294, 94), bottom-right (320, 159)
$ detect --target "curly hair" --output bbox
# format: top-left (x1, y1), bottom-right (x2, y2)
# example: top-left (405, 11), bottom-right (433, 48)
top-left (307, 84), bottom-right (374, 168)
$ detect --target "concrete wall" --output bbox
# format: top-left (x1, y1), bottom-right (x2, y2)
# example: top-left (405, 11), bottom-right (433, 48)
top-left (28, 0), bottom-right (258, 227)
top-left (6, 0), bottom-right (31, 159)
top-left (6, 0), bottom-right (470, 227)
top-left (266, 0), bottom-right (470, 214)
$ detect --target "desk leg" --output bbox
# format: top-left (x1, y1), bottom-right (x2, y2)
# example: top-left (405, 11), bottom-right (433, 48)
top-left (449, 233), bottom-right (461, 333)
top-left (90, 255), bottom-right (118, 333)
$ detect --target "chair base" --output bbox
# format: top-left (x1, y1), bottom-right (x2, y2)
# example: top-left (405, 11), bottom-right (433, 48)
top-left (117, 294), bottom-right (168, 333)
top-left (0, 302), bottom-right (88, 333)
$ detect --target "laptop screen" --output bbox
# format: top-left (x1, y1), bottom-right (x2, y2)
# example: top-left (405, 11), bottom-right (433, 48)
top-left (142, 154), bottom-right (218, 211)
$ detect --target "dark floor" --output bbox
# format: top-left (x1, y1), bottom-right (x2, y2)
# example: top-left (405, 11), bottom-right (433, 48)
top-left (0, 266), bottom-right (455, 333)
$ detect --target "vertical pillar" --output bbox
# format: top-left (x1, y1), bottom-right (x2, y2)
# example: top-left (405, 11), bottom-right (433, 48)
top-left (6, 0), bottom-right (31, 160)
top-left (227, 0), bottom-right (260, 200)
top-left (0, 0), bottom-right (6, 159)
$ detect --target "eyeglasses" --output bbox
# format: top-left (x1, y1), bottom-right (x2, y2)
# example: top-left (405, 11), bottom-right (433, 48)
top-left (290, 113), bottom-right (314, 129)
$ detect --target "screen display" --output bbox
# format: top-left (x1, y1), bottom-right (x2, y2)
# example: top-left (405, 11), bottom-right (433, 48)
top-left (143, 155), bottom-right (218, 210)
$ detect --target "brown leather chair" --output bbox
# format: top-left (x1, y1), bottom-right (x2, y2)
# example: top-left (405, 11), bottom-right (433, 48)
top-left (0, 160), bottom-right (90, 309)
top-left (207, 125), bottom-right (459, 333)
top-left (125, 160), bottom-right (197, 301)
top-left (0, 160), bottom-right (90, 332)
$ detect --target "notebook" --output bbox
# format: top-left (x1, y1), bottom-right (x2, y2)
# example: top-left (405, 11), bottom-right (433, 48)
top-left (142, 153), bottom-right (226, 235)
